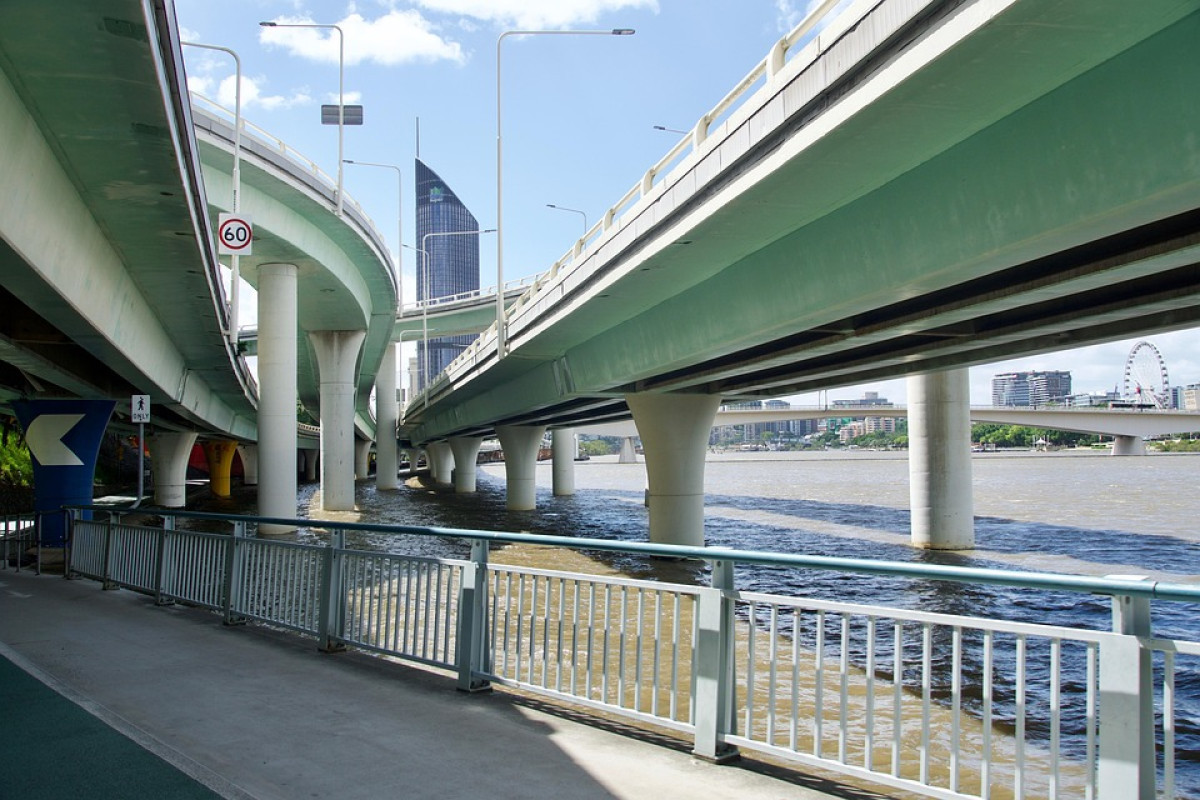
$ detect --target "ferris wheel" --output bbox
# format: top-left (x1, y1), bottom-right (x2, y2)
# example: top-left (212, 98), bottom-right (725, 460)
top-left (1122, 340), bottom-right (1171, 408)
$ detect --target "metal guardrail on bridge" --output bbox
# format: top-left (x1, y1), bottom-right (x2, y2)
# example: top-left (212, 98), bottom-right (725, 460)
top-left (63, 506), bottom-right (1197, 800)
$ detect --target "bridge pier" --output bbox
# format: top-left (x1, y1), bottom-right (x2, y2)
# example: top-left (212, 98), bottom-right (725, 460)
top-left (309, 331), bottom-right (366, 511)
top-left (626, 393), bottom-right (722, 548)
top-left (907, 370), bottom-right (974, 550)
top-left (449, 436), bottom-right (484, 493)
top-left (201, 439), bottom-right (239, 498)
top-left (618, 437), bottom-right (638, 463)
top-left (257, 263), bottom-right (298, 534)
top-left (354, 439), bottom-right (371, 480)
top-left (237, 445), bottom-right (258, 486)
top-left (1111, 435), bottom-right (1146, 456)
top-left (551, 429), bottom-right (576, 496)
top-left (146, 431), bottom-right (197, 508)
top-left (496, 425), bottom-right (547, 511)
top-left (375, 343), bottom-right (399, 490)
top-left (301, 449), bottom-right (318, 482)
top-left (426, 442), bottom-right (453, 486)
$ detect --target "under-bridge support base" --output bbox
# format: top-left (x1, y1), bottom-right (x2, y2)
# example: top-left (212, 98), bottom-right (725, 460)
top-left (309, 331), bottom-right (366, 512)
top-left (618, 437), bottom-right (638, 463)
top-left (237, 445), bottom-right (258, 486)
top-left (496, 425), bottom-right (547, 511)
top-left (1111, 435), bottom-right (1146, 456)
top-left (258, 263), bottom-right (298, 535)
top-left (202, 439), bottom-right (239, 498)
top-left (375, 344), bottom-right (399, 490)
top-left (354, 439), bottom-right (371, 479)
top-left (908, 369), bottom-right (974, 550)
top-left (147, 432), bottom-right (198, 509)
top-left (426, 442), bottom-right (453, 486)
top-left (552, 429), bottom-right (576, 496)
top-left (626, 392), bottom-right (722, 548)
top-left (450, 437), bottom-right (484, 493)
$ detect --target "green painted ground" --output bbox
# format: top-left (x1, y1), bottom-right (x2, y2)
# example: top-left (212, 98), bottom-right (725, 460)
top-left (0, 654), bottom-right (221, 799)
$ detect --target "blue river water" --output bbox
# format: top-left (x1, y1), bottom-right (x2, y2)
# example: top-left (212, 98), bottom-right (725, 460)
top-left (280, 449), bottom-right (1199, 797)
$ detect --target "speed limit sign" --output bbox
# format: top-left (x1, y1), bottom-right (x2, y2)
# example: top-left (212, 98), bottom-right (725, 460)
top-left (218, 213), bottom-right (253, 255)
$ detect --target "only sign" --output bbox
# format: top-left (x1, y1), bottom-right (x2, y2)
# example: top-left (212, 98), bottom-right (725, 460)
top-left (218, 213), bottom-right (253, 255)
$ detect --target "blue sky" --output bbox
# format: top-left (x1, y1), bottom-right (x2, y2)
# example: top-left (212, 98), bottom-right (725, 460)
top-left (175, 0), bottom-right (1199, 406)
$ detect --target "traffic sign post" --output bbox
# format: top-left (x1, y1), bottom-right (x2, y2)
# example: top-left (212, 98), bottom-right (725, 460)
top-left (131, 395), bottom-right (150, 505)
top-left (218, 213), bottom-right (253, 255)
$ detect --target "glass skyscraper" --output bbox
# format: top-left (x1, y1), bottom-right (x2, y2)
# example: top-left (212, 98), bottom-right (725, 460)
top-left (415, 158), bottom-right (481, 389)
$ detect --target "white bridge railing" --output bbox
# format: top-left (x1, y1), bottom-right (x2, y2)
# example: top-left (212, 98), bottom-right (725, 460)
top-left (65, 508), bottom-right (1199, 800)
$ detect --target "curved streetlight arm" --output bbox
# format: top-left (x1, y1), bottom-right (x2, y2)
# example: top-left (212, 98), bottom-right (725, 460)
top-left (546, 203), bottom-right (588, 235)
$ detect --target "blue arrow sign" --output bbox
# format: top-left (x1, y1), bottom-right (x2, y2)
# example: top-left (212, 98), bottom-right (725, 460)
top-left (12, 399), bottom-right (115, 547)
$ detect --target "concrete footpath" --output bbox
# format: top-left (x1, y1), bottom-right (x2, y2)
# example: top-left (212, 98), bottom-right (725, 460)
top-left (0, 568), bottom-right (882, 800)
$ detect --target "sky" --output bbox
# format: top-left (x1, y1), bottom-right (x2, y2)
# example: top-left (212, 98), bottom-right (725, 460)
top-left (174, 0), bottom-right (1200, 406)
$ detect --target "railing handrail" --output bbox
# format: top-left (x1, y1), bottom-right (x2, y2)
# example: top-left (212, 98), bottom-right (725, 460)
top-left (66, 505), bottom-right (1200, 604)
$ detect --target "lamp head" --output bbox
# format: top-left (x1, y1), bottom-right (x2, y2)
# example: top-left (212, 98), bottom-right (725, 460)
top-left (612, 28), bottom-right (636, 35)
top-left (259, 21), bottom-right (277, 27)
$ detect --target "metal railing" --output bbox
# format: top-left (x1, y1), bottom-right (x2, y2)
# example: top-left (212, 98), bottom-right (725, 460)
top-left (1, 512), bottom-right (40, 573)
top-left (62, 507), bottom-right (1199, 799)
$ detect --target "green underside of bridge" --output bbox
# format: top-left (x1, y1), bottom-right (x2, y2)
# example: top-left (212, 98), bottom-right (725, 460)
top-left (406, 2), bottom-right (1200, 444)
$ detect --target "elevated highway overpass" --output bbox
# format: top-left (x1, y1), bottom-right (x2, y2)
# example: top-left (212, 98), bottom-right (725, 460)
top-left (400, 0), bottom-right (1200, 546)
top-left (0, 0), bottom-right (396, 531)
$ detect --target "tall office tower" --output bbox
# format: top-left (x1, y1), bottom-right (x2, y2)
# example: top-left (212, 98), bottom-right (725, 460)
top-left (414, 159), bottom-right (481, 389)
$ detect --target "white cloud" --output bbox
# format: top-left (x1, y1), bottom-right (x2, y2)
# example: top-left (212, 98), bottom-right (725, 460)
top-left (216, 75), bottom-right (312, 111)
top-left (259, 10), bottom-right (465, 66)
top-left (327, 90), bottom-right (363, 104)
top-left (186, 74), bottom-right (213, 96)
top-left (414, 0), bottom-right (657, 30)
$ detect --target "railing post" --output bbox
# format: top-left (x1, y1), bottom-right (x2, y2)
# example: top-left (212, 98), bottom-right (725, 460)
top-left (101, 512), bottom-right (117, 589)
top-left (456, 539), bottom-right (491, 692)
top-left (317, 530), bottom-right (347, 653)
top-left (1098, 576), bottom-right (1155, 800)
top-left (154, 515), bottom-right (175, 606)
top-left (693, 556), bottom-right (739, 762)
top-left (63, 509), bottom-right (78, 579)
top-left (222, 520), bottom-right (248, 625)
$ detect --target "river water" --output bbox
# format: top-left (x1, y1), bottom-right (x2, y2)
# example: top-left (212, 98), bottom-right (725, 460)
top-left (287, 448), bottom-right (1199, 796)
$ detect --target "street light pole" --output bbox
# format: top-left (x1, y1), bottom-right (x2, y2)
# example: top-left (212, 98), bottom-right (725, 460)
top-left (496, 27), bottom-right (634, 359)
top-left (344, 159), bottom-right (403, 308)
top-left (182, 41), bottom-right (243, 347)
top-left (260, 20), bottom-right (345, 214)
top-left (418, 229), bottom-right (496, 401)
top-left (546, 203), bottom-right (587, 236)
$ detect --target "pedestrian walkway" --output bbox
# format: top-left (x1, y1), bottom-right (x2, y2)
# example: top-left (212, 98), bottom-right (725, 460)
top-left (0, 569), bottom-right (882, 800)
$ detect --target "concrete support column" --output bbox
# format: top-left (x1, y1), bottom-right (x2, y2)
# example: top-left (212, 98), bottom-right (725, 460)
top-left (626, 392), bottom-right (722, 547)
top-left (146, 431), bottom-right (198, 508)
top-left (237, 444), bottom-right (258, 486)
top-left (551, 428), bottom-right (576, 496)
top-left (375, 343), bottom-right (399, 490)
top-left (908, 369), bottom-right (974, 549)
top-left (449, 436), bottom-right (484, 493)
top-left (495, 425), bottom-right (547, 511)
top-left (201, 439), bottom-right (239, 498)
top-left (426, 442), bottom-right (453, 486)
top-left (618, 436), bottom-right (638, 463)
top-left (301, 449), bottom-right (319, 482)
top-left (354, 439), bottom-right (371, 479)
top-left (400, 448), bottom-right (417, 474)
top-left (257, 263), bottom-right (298, 534)
top-left (308, 330), bottom-right (366, 512)
top-left (1111, 435), bottom-right (1146, 456)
